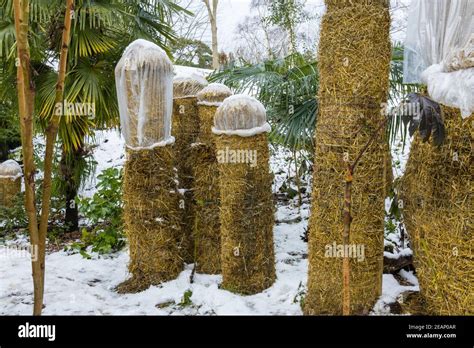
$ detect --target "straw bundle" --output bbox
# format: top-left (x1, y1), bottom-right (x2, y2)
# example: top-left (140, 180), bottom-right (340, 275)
top-left (193, 83), bottom-right (233, 274)
top-left (115, 39), bottom-right (182, 293)
top-left (172, 76), bottom-right (208, 263)
top-left (117, 146), bottom-right (183, 293)
top-left (304, 0), bottom-right (392, 315)
top-left (0, 160), bottom-right (22, 208)
top-left (401, 106), bottom-right (473, 315)
top-left (213, 95), bottom-right (275, 294)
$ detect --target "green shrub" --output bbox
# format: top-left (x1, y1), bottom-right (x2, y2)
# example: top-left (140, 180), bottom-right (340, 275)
top-left (67, 167), bottom-right (124, 257)
top-left (179, 290), bottom-right (193, 308)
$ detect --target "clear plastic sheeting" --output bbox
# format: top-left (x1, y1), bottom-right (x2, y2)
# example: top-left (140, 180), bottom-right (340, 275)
top-left (212, 95), bottom-right (272, 137)
top-left (421, 64), bottom-right (474, 119)
top-left (173, 75), bottom-right (208, 98)
top-left (403, 0), bottom-right (474, 84)
top-left (443, 34), bottom-right (474, 72)
top-left (196, 83), bottom-right (233, 105)
top-left (0, 160), bottom-right (22, 180)
top-left (115, 39), bottom-right (174, 150)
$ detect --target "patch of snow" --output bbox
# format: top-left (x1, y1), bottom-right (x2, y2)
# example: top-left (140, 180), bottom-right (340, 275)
top-left (174, 65), bottom-right (212, 79)
top-left (384, 248), bottom-right (412, 260)
top-left (372, 273), bottom-right (419, 315)
top-left (80, 130), bottom-right (125, 198)
top-left (399, 269), bottom-right (419, 286)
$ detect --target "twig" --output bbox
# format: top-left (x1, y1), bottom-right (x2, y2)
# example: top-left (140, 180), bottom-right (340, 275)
top-left (189, 263), bottom-right (196, 284)
top-left (342, 116), bottom-right (389, 315)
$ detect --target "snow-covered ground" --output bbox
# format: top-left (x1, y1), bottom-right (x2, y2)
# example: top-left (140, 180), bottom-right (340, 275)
top-left (0, 128), bottom-right (418, 315)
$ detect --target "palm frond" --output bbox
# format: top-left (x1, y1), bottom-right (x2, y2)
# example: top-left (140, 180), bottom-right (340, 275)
top-left (386, 42), bottom-right (421, 147)
top-left (210, 53), bottom-right (318, 151)
top-left (0, 19), bottom-right (15, 58)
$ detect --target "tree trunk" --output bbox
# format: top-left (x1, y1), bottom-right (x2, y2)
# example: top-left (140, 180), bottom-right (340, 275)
top-left (12, 0), bottom-right (74, 315)
top-left (60, 146), bottom-right (82, 233)
top-left (203, 0), bottom-right (219, 69)
top-left (38, 0), bottom-right (74, 235)
top-left (13, 0), bottom-right (43, 316)
top-left (64, 184), bottom-right (79, 232)
top-left (210, 19), bottom-right (219, 69)
top-left (401, 106), bottom-right (473, 314)
top-left (304, 0), bottom-right (391, 315)
top-left (32, 0), bottom-right (74, 315)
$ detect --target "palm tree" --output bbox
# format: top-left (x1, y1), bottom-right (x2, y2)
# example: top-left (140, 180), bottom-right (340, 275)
top-left (303, 0), bottom-right (392, 315)
top-left (0, 0), bottom-right (190, 232)
top-left (401, 104), bottom-right (472, 315)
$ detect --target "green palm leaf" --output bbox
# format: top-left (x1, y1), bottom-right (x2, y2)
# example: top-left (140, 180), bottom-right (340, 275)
top-left (210, 53), bottom-right (318, 151)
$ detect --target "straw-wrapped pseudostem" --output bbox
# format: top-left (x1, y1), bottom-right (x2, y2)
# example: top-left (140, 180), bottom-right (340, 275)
top-left (304, 0), bottom-right (392, 315)
top-left (118, 146), bottom-right (183, 293)
top-left (115, 39), bottom-right (182, 292)
top-left (213, 95), bottom-right (275, 294)
top-left (193, 83), bottom-right (233, 274)
top-left (0, 160), bottom-right (22, 208)
top-left (172, 76), bottom-right (208, 263)
top-left (401, 106), bottom-right (473, 315)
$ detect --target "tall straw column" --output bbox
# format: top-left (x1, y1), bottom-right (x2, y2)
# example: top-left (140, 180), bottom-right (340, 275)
top-left (172, 76), bottom-right (208, 263)
top-left (193, 83), bottom-right (233, 274)
top-left (401, 106), bottom-right (473, 315)
top-left (0, 160), bottom-right (22, 207)
top-left (115, 39), bottom-right (183, 293)
top-left (213, 95), bottom-right (276, 294)
top-left (304, 0), bottom-right (392, 315)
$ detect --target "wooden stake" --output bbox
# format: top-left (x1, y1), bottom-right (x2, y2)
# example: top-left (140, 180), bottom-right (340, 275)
top-left (342, 166), bottom-right (352, 315)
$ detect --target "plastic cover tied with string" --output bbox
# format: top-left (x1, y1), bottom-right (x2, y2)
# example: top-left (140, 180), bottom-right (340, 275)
top-left (115, 39), bottom-right (174, 150)
top-left (196, 83), bottom-right (233, 106)
top-left (0, 160), bottom-right (22, 207)
top-left (173, 74), bottom-right (208, 99)
top-left (403, 0), bottom-right (474, 118)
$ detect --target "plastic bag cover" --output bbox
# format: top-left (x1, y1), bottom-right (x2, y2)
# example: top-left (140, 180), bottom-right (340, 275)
top-left (115, 39), bottom-right (174, 149)
top-left (403, 0), bottom-right (474, 84)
